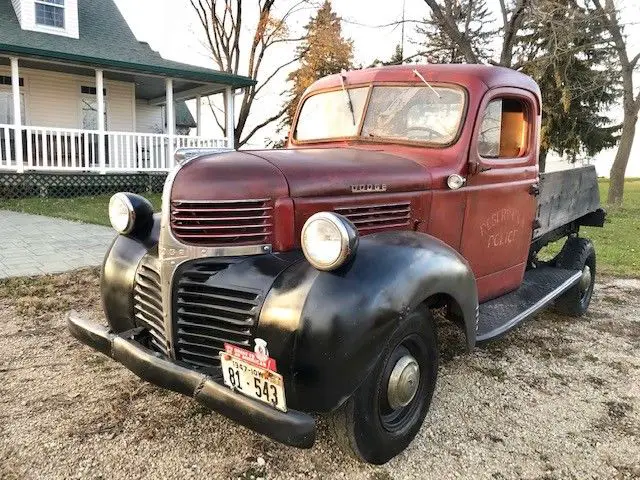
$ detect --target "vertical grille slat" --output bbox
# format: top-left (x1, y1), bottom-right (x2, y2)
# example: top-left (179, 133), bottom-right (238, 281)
top-left (133, 256), bottom-right (169, 357)
top-left (170, 199), bottom-right (274, 246)
top-left (335, 202), bottom-right (412, 234)
top-left (173, 259), bottom-right (260, 371)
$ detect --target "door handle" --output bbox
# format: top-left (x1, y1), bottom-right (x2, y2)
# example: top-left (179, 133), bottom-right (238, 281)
top-left (469, 161), bottom-right (492, 175)
top-left (529, 183), bottom-right (540, 196)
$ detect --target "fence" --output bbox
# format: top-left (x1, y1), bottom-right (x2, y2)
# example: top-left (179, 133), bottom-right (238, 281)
top-left (0, 124), bottom-right (229, 173)
top-left (0, 171), bottom-right (169, 198)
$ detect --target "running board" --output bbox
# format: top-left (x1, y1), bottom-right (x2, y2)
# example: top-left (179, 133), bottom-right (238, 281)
top-left (477, 267), bottom-right (582, 342)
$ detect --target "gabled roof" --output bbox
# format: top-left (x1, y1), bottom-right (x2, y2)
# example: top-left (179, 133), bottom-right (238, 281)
top-left (175, 101), bottom-right (196, 128)
top-left (0, 0), bottom-right (255, 88)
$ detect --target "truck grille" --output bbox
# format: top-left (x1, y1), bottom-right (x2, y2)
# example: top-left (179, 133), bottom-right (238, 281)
top-left (335, 202), bottom-right (411, 234)
top-left (173, 259), bottom-right (260, 371)
top-left (133, 256), bottom-right (169, 356)
top-left (170, 199), bottom-right (273, 246)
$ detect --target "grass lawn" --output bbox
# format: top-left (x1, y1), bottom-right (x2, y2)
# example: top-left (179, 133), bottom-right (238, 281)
top-left (2, 193), bottom-right (162, 226)
top-left (1, 179), bottom-right (638, 277)
top-left (544, 178), bottom-right (640, 278)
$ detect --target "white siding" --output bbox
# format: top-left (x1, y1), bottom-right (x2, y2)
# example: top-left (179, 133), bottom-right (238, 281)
top-left (17, 0), bottom-right (79, 39)
top-left (0, 66), bottom-right (136, 131)
top-left (136, 100), bottom-right (164, 134)
top-left (106, 81), bottom-right (135, 132)
top-left (11, 0), bottom-right (22, 24)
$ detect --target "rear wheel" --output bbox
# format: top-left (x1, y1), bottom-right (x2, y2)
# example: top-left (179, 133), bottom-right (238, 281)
top-left (553, 236), bottom-right (596, 316)
top-left (329, 305), bottom-right (438, 464)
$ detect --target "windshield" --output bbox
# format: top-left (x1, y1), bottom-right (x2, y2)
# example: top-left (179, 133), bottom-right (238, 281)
top-left (295, 87), bottom-right (369, 141)
top-left (294, 85), bottom-right (465, 145)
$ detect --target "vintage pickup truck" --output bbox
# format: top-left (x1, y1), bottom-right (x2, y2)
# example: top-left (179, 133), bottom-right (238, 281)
top-left (68, 64), bottom-right (605, 464)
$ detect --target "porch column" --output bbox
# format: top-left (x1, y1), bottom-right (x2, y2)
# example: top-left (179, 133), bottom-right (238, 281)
top-left (10, 57), bottom-right (23, 173)
top-left (96, 69), bottom-right (106, 173)
top-left (166, 78), bottom-right (175, 165)
top-left (195, 94), bottom-right (202, 137)
top-left (225, 86), bottom-right (235, 149)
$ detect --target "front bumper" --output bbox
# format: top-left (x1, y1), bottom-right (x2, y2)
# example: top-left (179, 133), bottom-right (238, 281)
top-left (67, 312), bottom-right (316, 448)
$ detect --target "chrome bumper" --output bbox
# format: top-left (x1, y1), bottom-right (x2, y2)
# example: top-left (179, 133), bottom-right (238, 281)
top-left (67, 311), bottom-right (316, 448)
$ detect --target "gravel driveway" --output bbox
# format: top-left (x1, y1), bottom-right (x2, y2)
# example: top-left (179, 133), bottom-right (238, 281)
top-left (1, 270), bottom-right (638, 479)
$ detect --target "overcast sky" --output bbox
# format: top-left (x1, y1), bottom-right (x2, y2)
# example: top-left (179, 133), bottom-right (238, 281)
top-left (113, 0), bottom-right (640, 177)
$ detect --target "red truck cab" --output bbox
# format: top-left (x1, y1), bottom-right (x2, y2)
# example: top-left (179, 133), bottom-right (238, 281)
top-left (287, 64), bottom-right (541, 302)
top-left (69, 64), bottom-right (604, 465)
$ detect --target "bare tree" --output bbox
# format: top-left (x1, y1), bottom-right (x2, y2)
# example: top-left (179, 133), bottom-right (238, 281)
top-left (190, 0), bottom-right (309, 147)
top-left (592, 0), bottom-right (639, 205)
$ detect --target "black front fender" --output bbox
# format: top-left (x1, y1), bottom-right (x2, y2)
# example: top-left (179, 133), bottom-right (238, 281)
top-left (258, 231), bottom-right (478, 413)
top-left (101, 213), bottom-right (160, 332)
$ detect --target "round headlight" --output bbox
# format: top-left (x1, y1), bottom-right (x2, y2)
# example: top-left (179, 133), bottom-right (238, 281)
top-left (301, 212), bottom-right (358, 271)
top-left (108, 192), bottom-right (155, 238)
top-left (108, 193), bottom-right (135, 234)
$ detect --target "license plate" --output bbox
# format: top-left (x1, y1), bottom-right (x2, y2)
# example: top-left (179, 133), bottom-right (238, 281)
top-left (221, 344), bottom-right (287, 412)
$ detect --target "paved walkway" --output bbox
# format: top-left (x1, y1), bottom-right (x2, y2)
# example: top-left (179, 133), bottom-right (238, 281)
top-left (0, 210), bottom-right (115, 279)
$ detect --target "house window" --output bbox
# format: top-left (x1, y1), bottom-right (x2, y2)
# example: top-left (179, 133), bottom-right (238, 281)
top-left (35, 0), bottom-right (65, 28)
top-left (80, 86), bottom-right (107, 130)
top-left (0, 76), bottom-right (24, 87)
top-left (0, 90), bottom-right (26, 124)
top-left (478, 98), bottom-right (529, 158)
top-left (81, 86), bottom-right (107, 96)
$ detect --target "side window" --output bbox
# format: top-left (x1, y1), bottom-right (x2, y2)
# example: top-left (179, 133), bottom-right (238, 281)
top-left (478, 98), bottom-right (529, 158)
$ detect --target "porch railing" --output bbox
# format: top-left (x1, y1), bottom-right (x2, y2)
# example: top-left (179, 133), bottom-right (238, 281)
top-left (0, 124), bottom-right (230, 173)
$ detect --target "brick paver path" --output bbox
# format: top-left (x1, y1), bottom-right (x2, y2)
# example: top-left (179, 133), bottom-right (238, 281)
top-left (0, 210), bottom-right (115, 279)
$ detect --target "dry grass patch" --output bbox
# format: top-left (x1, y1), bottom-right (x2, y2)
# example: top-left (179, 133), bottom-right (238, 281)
top-left (0, 267), bottom-right (100, 318)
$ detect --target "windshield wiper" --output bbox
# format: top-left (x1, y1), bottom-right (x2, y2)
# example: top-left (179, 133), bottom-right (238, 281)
top-left (340, 69), bottom-right (356, 126)
top-left (413, 69), bottom-right (441, 98)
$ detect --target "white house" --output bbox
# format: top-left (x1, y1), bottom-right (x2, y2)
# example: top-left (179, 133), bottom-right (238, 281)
top-left (0, 0), bottom-right (253, 174)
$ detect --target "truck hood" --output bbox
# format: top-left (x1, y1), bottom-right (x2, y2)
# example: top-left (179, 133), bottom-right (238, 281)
top-left (171, 148), bottom-right (429, 201)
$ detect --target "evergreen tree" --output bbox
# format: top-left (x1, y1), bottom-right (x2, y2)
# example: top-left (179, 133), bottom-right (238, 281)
top-left (418, 0), bottom-right (620, 170)
top-left (279, 0), bottom-right (353, 133)
top-left (368, 44), bottom-right (407, 68)
top-left (518, 0), bottom-right (620, 168)
top-left (416, 0), bottom-right (495, 64)
top-left (388, 44), bottom-right (405, 65)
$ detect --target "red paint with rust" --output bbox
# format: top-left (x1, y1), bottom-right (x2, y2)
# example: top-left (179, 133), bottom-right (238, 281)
top-left (170, 64), bottom-right (542, 301)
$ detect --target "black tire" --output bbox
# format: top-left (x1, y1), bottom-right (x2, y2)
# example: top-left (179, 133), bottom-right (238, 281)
top-left (553, 236), bottom-right (596, 316)
top-left (329, 305), bottom-right (438, 464)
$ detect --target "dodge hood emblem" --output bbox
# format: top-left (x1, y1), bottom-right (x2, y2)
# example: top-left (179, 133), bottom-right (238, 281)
top-left (351, 183), bottom-right (387, 193)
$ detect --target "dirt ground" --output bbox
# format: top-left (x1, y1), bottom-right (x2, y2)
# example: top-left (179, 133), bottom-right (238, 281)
top-left (0, 269), bottom-right (638, 480)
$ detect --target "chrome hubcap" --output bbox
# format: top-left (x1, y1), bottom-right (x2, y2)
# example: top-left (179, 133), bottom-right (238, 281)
top-left (387, 355), bottom-right (420, 410)
top-left (579, 265), bottom-right (592, 293)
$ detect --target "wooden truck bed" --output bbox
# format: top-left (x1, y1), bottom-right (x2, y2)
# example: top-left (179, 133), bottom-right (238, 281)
top-left (533, 165), bottom-right (602, 241)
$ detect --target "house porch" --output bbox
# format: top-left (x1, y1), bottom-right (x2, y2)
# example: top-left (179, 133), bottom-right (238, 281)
top-left (0, 55), bottom-right (238, 174)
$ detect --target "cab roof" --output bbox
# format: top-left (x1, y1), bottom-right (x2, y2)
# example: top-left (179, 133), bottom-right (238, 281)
top-left (306, 64), bottom-right (541, 101)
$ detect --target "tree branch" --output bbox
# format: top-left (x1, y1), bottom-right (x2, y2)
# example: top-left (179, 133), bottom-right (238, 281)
top-left (254, 54), bottom-right (304, 95)
top-left (422, 0), bottom-right (479, 63)
top-left (206, 96), bottom-right (226, 134)
top-left (239, 104), bottom-right (288, 147)
top-left (500, 0), bottom-right (530, 67)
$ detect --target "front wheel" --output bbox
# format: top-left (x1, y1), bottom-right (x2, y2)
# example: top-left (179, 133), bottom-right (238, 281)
top-left (329, 305), bottom-right (438, 464)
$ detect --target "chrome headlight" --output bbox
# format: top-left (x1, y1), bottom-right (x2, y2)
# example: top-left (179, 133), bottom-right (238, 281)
top-left (108, 192), bottom-right (154, 237)
top-left (301, 212), bottom-right (358, 271)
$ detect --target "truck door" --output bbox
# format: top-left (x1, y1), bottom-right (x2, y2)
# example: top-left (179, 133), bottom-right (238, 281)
top-left (460, 87), bottom-right (539, 302)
